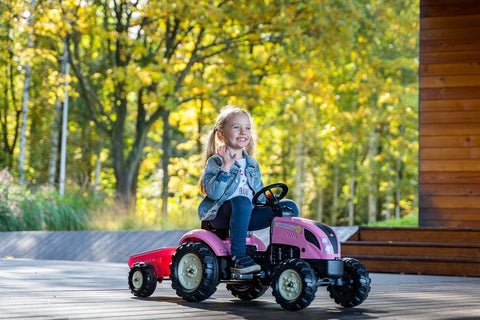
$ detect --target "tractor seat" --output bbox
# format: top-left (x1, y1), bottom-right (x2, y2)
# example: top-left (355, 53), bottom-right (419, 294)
top-left (201, 220), bottom-right (229, 240)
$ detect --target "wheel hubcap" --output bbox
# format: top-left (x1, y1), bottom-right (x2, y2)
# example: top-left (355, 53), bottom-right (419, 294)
top-left (178, 253), bottom-right (202, 290)
top-left (132, 270), bottom-right (143, 289)
top-left (278, 269), bottom-right (302, 301)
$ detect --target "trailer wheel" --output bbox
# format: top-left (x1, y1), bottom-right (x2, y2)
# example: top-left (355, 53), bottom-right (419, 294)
top-left (170, 242), bottom-right (219, 302)
top-left (327, 258), bottom-right (371, 307)
top-left (226, 279), bottom-right (269, 301)
top-left (128, 262), bottom-right (157, 297)
top-left (272, 258), bottom-right (317, 311)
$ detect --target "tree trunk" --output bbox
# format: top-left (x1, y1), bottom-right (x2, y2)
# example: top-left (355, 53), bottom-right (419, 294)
top-left (395, 151), bottom-right (403, 220)
top-left (47, 97), bottom-right (61, 184)
top-left (18, 0), bottom-right (36, 185)
top-left (395, 187), bottom-right (401, 220)
top-left (316, 186), bottom-right (324, 222)
top-left (113, 157), bottom-right (140, 214)
top-left (394, 124), bottom-right (404, 220)
top-left (160, 108), bottom-right (171, 220)
top-left (48, 44), bottom-right (68, 185)
top-left (18, 63), bottom-right (31, 185)
top-left (295, 140), bottom-right (304, 212)
top-left (385, 184), bottom-right (392, 220)
top-left (348, 149), bottom-right (357, 227)
top-left (93, 132), bottom-right (103, 195)
top-left (331, 159), bottom-right (339, 226)
top-left (348, 86), bottom-right (359, 226)
top-left (367, 189), bottom-right (377, 224)
top-left (1, 26), bottom-right (20, 168)
top-left (111, 90), bottom-right (130, 211)
top-left (114, 169), bottom-right (130, 213)
top-left (59, 42), bottom-right (70, 197)
top-left (196, 99), bottom-right (205, 154)
top-left (367, 128), bottom-right (378, 225)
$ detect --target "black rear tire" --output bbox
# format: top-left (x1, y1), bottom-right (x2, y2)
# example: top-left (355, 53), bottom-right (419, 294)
top-left (169, 242), bottom-right (219, 302)
top-left (272, 258), bottom-right (317, 311)
top-left (226, 279), bottom-right (269, 301)
top-left (327, 258), bottom-right (371, 307)
top-left (128, 262), bottom-right (157, 298)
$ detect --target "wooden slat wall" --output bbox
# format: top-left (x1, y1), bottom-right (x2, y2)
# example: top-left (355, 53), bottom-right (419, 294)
top-left (419, 0), bottom-right (480, 227)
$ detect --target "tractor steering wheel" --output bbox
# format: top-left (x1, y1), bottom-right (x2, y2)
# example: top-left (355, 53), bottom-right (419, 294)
top-left (252, 183), bottom-right (288, 208)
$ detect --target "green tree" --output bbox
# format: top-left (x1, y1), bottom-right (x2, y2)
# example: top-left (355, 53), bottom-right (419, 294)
top-left (1, 0), bottom-right (419, 229)
top-left (0, 0), bottom-right (24, 169)
top-left (65, 0), bottom-right (335, 214)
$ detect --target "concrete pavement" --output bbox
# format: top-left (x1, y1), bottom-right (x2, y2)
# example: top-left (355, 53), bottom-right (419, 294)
top-left (1, 258), bottom-right (479, 319)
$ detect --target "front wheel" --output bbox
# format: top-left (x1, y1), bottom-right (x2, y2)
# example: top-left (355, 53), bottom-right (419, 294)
top-left (169, 242), bottom-right (219, 302)
top-left (327, 258), bottom-right (371, 307)
top-left (128, 262), bottom-right (157, 297)
top-left (272, 258), bottom-right (317, 311)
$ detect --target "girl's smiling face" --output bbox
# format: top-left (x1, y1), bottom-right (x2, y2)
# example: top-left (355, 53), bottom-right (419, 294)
top-left (219, 113), bottom-right (252, 153)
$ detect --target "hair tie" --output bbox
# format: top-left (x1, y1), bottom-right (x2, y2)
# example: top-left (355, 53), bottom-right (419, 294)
top-left (213, 127), bottom-right (218, 133)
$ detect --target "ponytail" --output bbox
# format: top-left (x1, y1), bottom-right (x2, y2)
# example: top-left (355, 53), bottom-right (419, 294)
top-left (199, 128), bottom-right (218, 195)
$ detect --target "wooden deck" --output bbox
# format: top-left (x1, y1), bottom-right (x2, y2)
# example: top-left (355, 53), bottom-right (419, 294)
top-left (1, 258), bottom-right (479, 319)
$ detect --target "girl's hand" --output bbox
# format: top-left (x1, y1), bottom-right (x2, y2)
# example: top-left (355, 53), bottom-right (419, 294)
top-left (217, 145), bottom-right (236, 172)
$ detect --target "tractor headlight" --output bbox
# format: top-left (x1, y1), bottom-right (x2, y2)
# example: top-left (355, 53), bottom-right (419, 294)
top-left (322, 238), bottom-right (333, 254)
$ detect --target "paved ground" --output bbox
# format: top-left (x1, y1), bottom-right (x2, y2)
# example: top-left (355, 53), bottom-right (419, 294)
top-left (1, 258), bottom-right (479, 320)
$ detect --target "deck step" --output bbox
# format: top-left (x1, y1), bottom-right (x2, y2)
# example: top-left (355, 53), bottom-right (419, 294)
top-left (342, 241), bottom-right (480, 259)
top-left (348, 255), bottom-right (480, 276)
top-left (348, 227), bottom-right (480, 243)
top-left (341, 227), bottom-right (480, 276)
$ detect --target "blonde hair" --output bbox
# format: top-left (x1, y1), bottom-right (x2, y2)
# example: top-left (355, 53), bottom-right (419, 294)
top-left (199, 106), bottom-right (256, 195)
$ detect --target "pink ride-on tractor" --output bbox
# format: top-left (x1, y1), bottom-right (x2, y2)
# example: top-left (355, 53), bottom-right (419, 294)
top-left (127, 183), bottom-right (371, 311)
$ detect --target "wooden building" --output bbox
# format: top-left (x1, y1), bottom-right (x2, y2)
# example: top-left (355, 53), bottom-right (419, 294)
top-left (342, 0), bottom-right (480, 276)
top-left (419, 0), bottom-right (480, 227)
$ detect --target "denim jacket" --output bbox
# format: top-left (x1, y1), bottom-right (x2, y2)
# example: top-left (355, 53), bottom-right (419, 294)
top-left (198, 150), bottom-right (264, 221)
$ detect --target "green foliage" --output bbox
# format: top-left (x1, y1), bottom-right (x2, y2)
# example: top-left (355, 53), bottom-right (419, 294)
top-left (0, 173), bottom-right (94, 231)
top-left (0, 0), bottom-right (420, 229)
top-left (364, 213), bottom-right (418, 228)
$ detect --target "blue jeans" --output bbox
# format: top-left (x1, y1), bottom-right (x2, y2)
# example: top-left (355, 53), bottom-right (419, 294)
top-left (210, 196), bottom-right (299, 257)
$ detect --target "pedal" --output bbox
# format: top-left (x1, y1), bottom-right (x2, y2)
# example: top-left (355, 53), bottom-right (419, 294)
top-left (231, 270), bottom-right (265, 280)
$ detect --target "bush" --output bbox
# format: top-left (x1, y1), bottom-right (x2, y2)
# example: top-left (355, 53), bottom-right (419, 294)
top-left (364, 213), bottom-right (418, 227)
top-left (0, 170), bottom-right (93, 231)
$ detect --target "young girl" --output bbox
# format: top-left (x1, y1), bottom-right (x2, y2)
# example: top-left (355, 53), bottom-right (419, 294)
top-left (198, 106), bottom-right (298, 274)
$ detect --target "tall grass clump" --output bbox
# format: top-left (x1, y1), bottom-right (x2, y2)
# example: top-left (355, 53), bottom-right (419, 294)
top-left (89, 196), bottom-right (199, 231)
top-left (21, 190), bottom-right (92, 230)
top-left (0, 169), bottom-right (94, 231)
